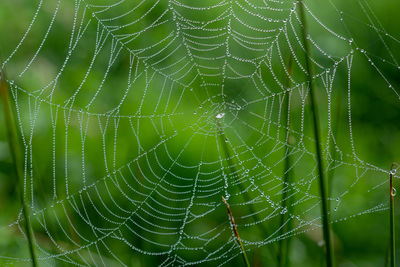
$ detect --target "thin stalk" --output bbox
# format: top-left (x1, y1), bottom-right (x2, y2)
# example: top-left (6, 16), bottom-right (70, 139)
top-left (217, 123), bottom-right (278, 261)
top-left (390, 164), bottom-right (396, 267)
top-left (278, 55), bottom-right (293, 267)
top-left (222, 196), bottom-right (251, 267)
top-left (298, 2), bottom-right (334, 267)
top-left (0, 68), bottom-right (38, 267)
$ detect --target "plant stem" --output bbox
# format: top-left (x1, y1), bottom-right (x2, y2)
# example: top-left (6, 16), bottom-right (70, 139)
top-left (0, 68), bottom-right (38, 267)
top-left (217, 123), bottom-right (278, 261)
top-left (222, 196), bottom-right (251, 267)
top-left (390, 164), bottom-right (396, 267)
top-left (278, 55), bottom-right (293, 267)
top-left (298, 1), bottom-right (334, 267)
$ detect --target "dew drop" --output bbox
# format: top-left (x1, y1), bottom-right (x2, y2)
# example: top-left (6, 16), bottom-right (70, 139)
top-left (391, 188), bottom-right (397, 197)
top-left (390, 169), bottom-right (397, 175)
top-left (280, 208), bottom-right (288, 214)
top-left (216, 112), bottom-right (225, 119)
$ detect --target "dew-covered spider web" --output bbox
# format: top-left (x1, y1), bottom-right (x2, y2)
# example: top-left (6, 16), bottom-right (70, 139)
top-left (0, 0), bottom-right (399, 265)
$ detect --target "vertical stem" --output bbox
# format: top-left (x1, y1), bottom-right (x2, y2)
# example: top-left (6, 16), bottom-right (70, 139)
top-left (222, 196), bottom-right (251, 267)
top-left (298, 1), bottom-right (334, 267)
top-left (0, 68), bottom-right (38, 267)
top-left (278, 55), bottom-right (293, 267)
top-left (390, 164), bottom-right (396, 267)
top-left (217, 123), bottom-right (278, 261)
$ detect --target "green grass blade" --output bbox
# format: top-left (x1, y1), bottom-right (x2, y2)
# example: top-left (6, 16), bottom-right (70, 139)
top-left (390, 164), bottom-right (396, 267)
top-left (298, 1), bottom-right (334, 266)
top-left (222, 196), bottom-right (251, 267)
top-left (0, 68), bottom-right (38, 267)
top-left (216, 122), bottom-right (278, 262)
top-left (278, 55), bottom-right (293, 267)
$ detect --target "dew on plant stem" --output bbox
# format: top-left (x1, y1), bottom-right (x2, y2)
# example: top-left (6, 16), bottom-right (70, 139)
top-left (390, 169), bottom-right (397, 175)
top-left (391, 188), bottom-right (396, 197)
top-left (280, 207), bottom-right (287, 214)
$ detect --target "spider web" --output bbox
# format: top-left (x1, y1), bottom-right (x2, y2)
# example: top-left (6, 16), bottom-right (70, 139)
top-left (0, 0), bottom-right (399, 265)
